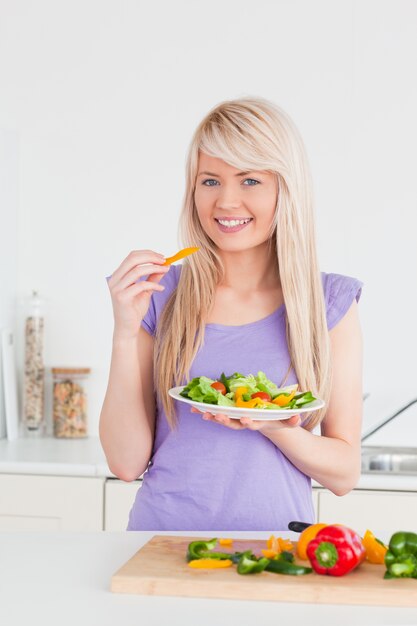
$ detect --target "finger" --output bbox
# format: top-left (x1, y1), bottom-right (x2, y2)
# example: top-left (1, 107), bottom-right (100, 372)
top-left (191, 407), bottom-right (203, 413)
top-left (212, 414), bottom-right (247, 430)
top-left (108, 250), bottom-right (167, 286)
top-left (239, 418), bottom-right (261, 430)
top-left (117, 280), bottom-right (168, 301)
top-left (285, 414), bottom-right (301, 427)
top-left (113, 263), bottom-right (170, 292)
top-left (199, 412), bottom-right (244, 429)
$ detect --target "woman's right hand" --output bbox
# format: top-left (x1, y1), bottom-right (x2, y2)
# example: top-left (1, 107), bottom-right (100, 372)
top-left (106, 249), bottom-right (170, 341)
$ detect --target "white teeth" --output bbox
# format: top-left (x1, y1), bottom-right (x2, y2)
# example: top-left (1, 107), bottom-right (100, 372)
top-left (217, 218), bottom-right (251, 227)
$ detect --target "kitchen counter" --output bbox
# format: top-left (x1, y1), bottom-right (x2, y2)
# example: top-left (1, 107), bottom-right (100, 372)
top-left (0, 436), bottom-right (416, 491)
top-left (1, 530), bottom-right (417, 626)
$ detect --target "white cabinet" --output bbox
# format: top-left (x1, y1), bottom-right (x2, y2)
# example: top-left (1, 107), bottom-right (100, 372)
top-left (0, 474), bottom-right (104, 530)
top-left (316, 489), bottom-right (417, 539)
top-left (104, 479), bottom-right (141, 530)
top-left (1, 471), bottom-right (416, 535)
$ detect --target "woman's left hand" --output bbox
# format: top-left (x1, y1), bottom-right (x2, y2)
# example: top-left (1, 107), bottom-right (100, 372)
top-left (190, 406), bottom-right (301, 432)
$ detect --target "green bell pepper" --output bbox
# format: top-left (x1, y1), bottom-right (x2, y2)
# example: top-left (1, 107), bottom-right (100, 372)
top-left (384, 531), bottom-right (417, 579)
top-left (186, 538), bottom-right (234, 562)
top-left (265, 559), bottom-right (313, 576)
top-left (265, 551), bottom-right (312, 576)
top-left (237, 551), bottom-right (270, 575)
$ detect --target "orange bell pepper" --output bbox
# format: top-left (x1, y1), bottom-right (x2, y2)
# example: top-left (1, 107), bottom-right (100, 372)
top-left (163, 246), bottom-right (199, 265)
top-left (219, 538), bottom-right (233, 546)
top-left (188, 558), bottom-right (233, 569)
top-left (296, 523), bottom-right (328, 560)
top-left (362, 529), bottom-right (388, 564)
top-left (265, 535), bottom-right (294, 556)
top-left (272, 390), bottom-right (297, 407)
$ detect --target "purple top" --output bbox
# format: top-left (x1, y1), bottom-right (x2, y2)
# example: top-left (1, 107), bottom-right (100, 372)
top-left (126, 266), bottom-right (363, 531)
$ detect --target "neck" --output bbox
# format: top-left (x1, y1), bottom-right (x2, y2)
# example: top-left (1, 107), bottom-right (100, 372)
top-left (217, 241), bottom-right (280, 292)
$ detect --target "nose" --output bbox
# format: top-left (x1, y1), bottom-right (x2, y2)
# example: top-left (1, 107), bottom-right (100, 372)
top-left (215, 184), bottom-right (243, 210)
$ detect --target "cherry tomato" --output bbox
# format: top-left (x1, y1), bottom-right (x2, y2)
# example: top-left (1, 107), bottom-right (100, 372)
top-left (211, 381), bottom-right (227, 395)
top-left (251, 391), bottom-right (271, 402)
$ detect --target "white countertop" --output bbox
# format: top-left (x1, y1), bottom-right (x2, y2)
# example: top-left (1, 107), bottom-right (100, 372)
top-left (1, 530), bottom-right (416, 626)
top-left (0, 436), bottom-right (416, 491)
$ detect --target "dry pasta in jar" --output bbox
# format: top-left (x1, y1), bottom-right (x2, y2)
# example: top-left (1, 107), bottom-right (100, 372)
top-left (52, 367), bottom-right (90, 438)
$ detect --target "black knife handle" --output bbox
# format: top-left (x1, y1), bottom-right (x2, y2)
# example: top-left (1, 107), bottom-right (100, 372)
top-left (288, 521), bottom-right (312, 533)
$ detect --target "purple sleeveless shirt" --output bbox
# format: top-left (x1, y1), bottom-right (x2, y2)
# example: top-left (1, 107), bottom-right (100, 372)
top-left (126, 267), bottom-right (363, 531)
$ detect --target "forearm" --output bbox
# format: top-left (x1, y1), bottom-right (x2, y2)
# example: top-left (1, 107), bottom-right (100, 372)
top-left (262, 424), bottom-right (361, 496)
top-left (99, 336), bottom-right (153, 481)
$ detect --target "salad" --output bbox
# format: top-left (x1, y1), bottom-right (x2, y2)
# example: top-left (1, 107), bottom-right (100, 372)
top-left (180, 371), bottom-right (316, 410)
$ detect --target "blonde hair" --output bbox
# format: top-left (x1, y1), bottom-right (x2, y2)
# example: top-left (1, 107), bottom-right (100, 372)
top-left (154, 97), bottom-right (331, 431)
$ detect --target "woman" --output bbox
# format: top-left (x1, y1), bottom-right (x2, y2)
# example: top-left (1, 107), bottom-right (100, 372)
top-left (100, 97), bottom-right (363, 530)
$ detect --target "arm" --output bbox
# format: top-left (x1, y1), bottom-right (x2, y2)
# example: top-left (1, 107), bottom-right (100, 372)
top-left (99, 327), bottom-right (156, 482)
top-left (260, 300), bottom-right (363, 496)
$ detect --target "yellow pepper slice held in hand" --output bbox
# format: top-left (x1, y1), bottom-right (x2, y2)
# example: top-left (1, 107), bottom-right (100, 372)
top-left (163, 246), bottom-right (200, 265)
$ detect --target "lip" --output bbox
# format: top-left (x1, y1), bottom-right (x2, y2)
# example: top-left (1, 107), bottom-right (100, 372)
top-left (214, 217), bottom-right (253, 221)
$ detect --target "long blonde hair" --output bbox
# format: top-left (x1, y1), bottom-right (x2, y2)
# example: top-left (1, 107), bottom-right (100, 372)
top-left (154, 97), bottom-right (331, 431)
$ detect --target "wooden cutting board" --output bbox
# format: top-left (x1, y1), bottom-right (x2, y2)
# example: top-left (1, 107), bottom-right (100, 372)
top-left (111, 535), bottom-right (417, 606)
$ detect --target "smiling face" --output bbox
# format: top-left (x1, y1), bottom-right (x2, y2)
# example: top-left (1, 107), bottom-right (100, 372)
top-left (194, 152), bottom-right (278, 252)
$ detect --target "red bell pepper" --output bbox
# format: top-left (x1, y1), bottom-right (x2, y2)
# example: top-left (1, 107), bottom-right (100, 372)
top-left (306, 525), bottom-right (366, 576)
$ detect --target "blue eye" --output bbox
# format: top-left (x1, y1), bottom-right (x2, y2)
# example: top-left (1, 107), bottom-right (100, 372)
top-left (202, 179), bottom-right (219, 186)
top-left (243, 178), bottom-right (260, 186)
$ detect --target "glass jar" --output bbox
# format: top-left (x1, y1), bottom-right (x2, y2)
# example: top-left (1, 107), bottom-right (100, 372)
top-left (51, 367), bottom-right (91, 438)
top-left (23, 290), bottom-right (46, 434)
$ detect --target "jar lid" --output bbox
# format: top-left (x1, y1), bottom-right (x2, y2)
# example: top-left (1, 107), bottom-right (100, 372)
top-left (51, 367), bottom-right (91, 375)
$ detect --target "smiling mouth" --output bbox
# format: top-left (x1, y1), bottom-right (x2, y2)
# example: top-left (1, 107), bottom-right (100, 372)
top-left (214, 217), bottom-right (254, 233)
top-left (214, 217), bottom-right (253, 226)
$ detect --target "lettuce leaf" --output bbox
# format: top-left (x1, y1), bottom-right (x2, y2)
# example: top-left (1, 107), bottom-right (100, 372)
top-left (180, 376), bottom-right (234, 406)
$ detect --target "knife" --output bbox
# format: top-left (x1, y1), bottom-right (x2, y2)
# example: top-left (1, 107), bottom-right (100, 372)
top-left (288, 521), bottom-right (312, 533)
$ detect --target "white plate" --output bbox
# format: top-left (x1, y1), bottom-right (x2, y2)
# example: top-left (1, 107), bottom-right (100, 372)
top-left (168, 386), bottom-right (325, 421)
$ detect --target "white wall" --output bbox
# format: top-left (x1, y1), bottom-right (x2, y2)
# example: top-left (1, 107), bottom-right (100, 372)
top-left (0, 0), bottom-right (416, 442)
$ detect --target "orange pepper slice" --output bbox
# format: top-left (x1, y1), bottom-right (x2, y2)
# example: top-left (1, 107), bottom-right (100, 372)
top-left (278, 537), bottom-right (294, 552)
top-left (265, 535), bottom-right (293, 554)
top-left (272, 390), bottom-right (297, 407)
top-left (163, 246), bottom-right (199, 265)
top-left (296, 523), bottom-right (328, 560)
top-left (362, 529), bottom-right (388, 564)
top-left (266, 534), bottom-right (279, 552)
top-left (188, 558), bottom-right (233, 569)
top-left (219, 538), bottom-right (233, 546)
top-left (261, 548), bottom-right (279, 559)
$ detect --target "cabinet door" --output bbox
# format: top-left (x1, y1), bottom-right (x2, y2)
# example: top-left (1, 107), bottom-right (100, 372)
top-left (104, 479), bottom-right (141, 530)
top-left (317, 489), bottom-right (417, 541)
top-left (0, 474), bottom-right (104, 530)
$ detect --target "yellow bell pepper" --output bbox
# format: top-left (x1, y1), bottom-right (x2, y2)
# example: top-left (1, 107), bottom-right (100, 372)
top-left (362, 529), bottom-right (388, 564)
top-left (188, 558), bottom-right (233, 569)
top-left (163, 246), bottom-right (199, 265)
top-left (296, 523), bottom-right (328, 560)
top-left (234, 386), bottom-right (267, 408)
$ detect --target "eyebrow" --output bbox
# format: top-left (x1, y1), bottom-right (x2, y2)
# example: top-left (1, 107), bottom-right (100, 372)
top-left (197, 170), bottom-right (257, 177)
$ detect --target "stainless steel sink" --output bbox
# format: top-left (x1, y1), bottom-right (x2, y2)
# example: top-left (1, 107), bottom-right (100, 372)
top-left (361, 446), bottom-right (417, 475)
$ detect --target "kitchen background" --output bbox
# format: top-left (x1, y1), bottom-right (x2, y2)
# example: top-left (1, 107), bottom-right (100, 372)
top-left (1, 0), bottom-right (417, 445)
